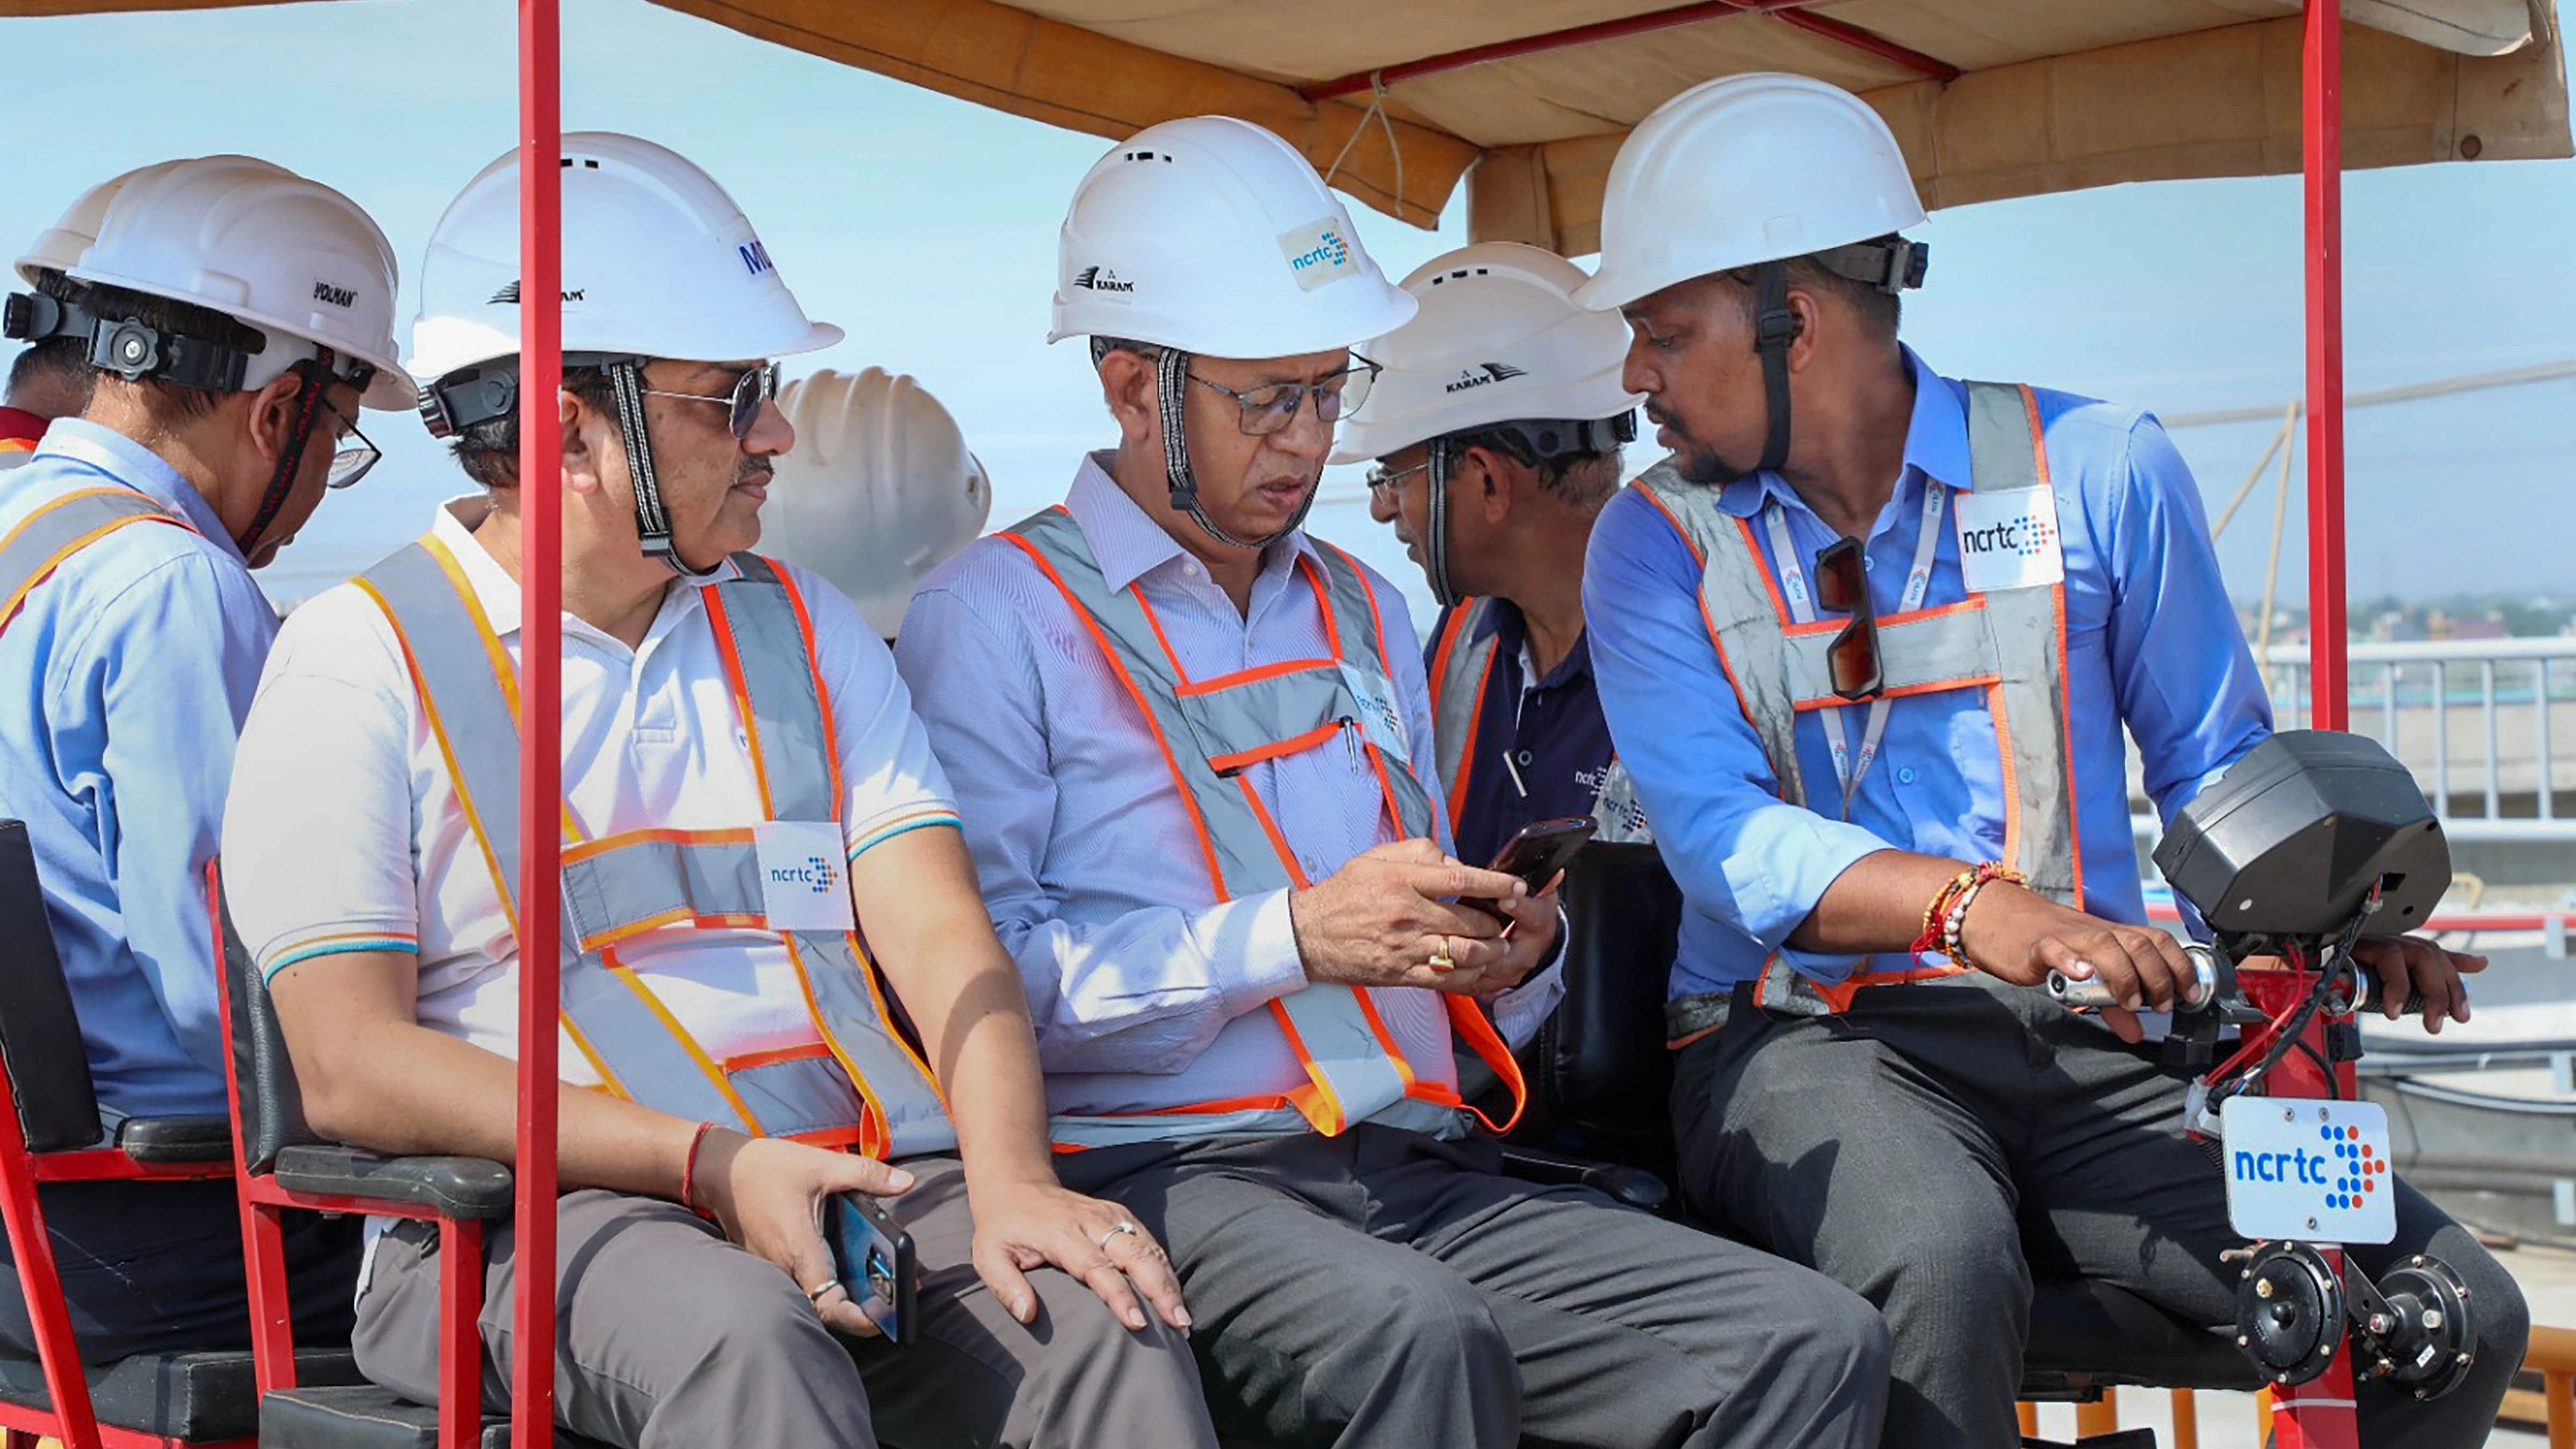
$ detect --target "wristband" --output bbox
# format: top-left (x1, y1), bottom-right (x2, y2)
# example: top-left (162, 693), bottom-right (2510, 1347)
top-left (678, 1120), bottom-right (718, 1214)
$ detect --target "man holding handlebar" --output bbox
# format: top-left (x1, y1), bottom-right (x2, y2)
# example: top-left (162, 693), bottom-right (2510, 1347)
top-left (1578, 74), bottom-right (2525, 1447)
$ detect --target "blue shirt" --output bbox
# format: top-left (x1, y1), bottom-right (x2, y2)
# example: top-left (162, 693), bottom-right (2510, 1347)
top-left (1431, 599), bottom-right (1617, 870)
top-left (0, 420), bottom-right (275, 1119)
top-left (1582, 349), bottom-right (2272, 1001)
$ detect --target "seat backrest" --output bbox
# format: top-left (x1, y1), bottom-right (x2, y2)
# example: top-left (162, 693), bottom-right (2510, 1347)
top-left (0, 820), bottom-right (106, 1153)
top-left (208, 862), bottom-right (317, 1174)
top-left (1529, 841), bottom-right (1684, 1141)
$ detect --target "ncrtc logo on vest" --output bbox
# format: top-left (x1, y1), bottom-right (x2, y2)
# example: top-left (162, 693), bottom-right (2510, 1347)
top-left (767, 854), bottom-right (842, 896)
top-left (1958, 513), bottom-right (2059, 561)
top-left (2232, 1124), bottom-right (2386, 1214)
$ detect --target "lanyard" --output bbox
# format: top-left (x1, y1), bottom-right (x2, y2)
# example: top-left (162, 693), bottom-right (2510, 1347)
top-left (1764, 481), bottom-right (1946, 817)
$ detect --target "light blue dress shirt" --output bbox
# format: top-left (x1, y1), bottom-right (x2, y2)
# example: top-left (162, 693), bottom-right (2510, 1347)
top-left (897, 455), bottom-right (1562, 1122)
top-left (0, 420), bottom-right (275, 1119)
top-left (1583, 349), bottom-right (2273, 1001)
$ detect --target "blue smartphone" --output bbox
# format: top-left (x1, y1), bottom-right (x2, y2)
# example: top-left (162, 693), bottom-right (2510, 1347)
top-left (827, 1191), bottom-right (917, 1347)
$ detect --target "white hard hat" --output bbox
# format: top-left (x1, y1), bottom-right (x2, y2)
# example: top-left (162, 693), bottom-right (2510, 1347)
top-left (764, 367), bottom-right (992, 638)
top-left (1332, 242), bottom-right (1643, 465)
top-left (66, 155), bottom-right (412, 410)
top-left (1048, 116), bottom-right (1416, 360)
top-left (408, 131), bottom-right (841, 405)
top-left (1574, 72), bottom-right (1928, 313)
top-left (16, 156), bottom-right (289, 287)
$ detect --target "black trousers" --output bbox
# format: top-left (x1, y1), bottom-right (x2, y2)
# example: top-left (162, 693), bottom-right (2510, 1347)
top-left (1059, 1122), bottom-right (1891, 1449)
top-left (0, 1178), bottom-right (358, 1364)
top-left (1671, 973), bottom-right (2529, 1449)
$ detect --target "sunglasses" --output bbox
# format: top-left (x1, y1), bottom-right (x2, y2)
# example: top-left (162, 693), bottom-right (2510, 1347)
top-left (1814, 535), bottom-right (1884, 702)
top-left (641, 360), bottom-right (782, 440)
top-left (1187, 356), bottom-right (1379, 438)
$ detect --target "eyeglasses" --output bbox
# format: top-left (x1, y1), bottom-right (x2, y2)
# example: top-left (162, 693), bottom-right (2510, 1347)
top-left (1186, 356), bottom-right (1379, 437)
top-left (641, 360), bottom-right (782, 440)
top-left (318, 398), bottom-right (379, 490)
top-left (1363, 458), bottom-right (1432, 494)
top-left (1814, 535), bottom-right (1883, 702)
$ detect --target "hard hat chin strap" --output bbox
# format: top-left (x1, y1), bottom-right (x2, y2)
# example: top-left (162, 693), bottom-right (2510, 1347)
top-left (235, 358), bottom-right (336, 557)
top-left (1751, 259), bottom-right (1796, 477)
top-left (1425, 441), bottom-right (1460, 608)
top-left (1154, 344), bottom-right (1315, 553)
top-left (605, 359), bottom-right (724, 581)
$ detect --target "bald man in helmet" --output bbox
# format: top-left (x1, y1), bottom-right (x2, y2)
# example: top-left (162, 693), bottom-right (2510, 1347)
top-left (1577, 72), bottom-right (2521, 1447)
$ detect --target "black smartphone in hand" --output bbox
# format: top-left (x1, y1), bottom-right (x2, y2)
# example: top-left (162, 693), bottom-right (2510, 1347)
top-left (1462, 817), bottom-right (1596, 920)
top-left (827, 1190), bottom-right (917, 1347)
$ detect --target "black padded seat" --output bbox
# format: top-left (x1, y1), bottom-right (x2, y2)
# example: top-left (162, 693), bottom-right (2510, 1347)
top-left (2022, 1277), bottom-right (2262, 1392)
top-left (0, 1346), bottom-right (362, 1440)
top-left (259, 1384), bottom-right (617, 1449)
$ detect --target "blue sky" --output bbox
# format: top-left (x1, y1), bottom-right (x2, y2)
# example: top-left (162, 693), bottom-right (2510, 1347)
top-left (7, 0), bottom-right (2572, 626)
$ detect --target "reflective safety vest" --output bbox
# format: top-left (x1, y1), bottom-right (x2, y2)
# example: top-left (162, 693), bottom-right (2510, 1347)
top-left (356, 533), bottom-right (954, 1159)
top-left (1, 487), bottom-right (192, 634)
top-left (1000, 505), bottom-right (1526, 1147)
top-left (1426, 596), bottom-right (1653, 847)
top-left (1637, 380), bottom-right (2080, 1018)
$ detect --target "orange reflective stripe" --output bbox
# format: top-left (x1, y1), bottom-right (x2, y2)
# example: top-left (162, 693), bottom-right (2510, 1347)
top-left (1299, 555), bottom-right (1346, 658)
top-left (560, 1013), bottom-right (632, 1101)
top-left (1989, 680), bottom-right (2021, 872)
top-left (603, 948), bottom-right (762, 1134)
top-left (1792, 674), bottom-right (1997, 712)
top-left (1738, 515), bottom-right (1794, 624)
top-left (1781, 596), bottom-right (1987, 639)
top-left (1352, 989), bottom-right (1420, 1093)
top-left (1181, 656), bottom-right (1337, 695)
top-left (1004, 533), bottom-right (1230, 902)
top-left (579, 909), bottom-right (768, 954)
top-left (1126, 584), bottom-right (1199, 689)
top-left (1264, 999), bottom-right (1350, 1136)
top-left (358, 574), bottom-right (519, 934)
top-left (1234, 780), bottom-right (1310, 889)
top-left (1442, 647), bottom-right (1497, 832)
top-left (779, 934), bottom-right (893, 1157)
top-left (1632, 484), bottom-right (1769, 751)
top-left (724, 1042), bottom-right (833, 1073)
top-left (0, 493), bottom-right (186, 632)
top-left (562, 826), bottom-right (756, 865)
top-left (1445, 997), bottom-right (1526, 1134)
top-left (770, 564), bottom-right (848, 811)
top-left (1208, 721), bottom-right (1343, 776)
top-left (704, 587), bottom-right (776, 819)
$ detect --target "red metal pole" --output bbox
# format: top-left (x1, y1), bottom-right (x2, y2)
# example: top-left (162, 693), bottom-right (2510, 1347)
top-left (0, 1093), bottom-right (101, 1449)
top-left (2303, 0), bottom-right (2350, 732)
top-left (511, 0), bottom-right (563, 1444)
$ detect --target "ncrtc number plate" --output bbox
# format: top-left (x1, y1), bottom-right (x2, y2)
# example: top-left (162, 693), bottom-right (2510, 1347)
top-left (2219, 1097), bottom-right (2397, 1245)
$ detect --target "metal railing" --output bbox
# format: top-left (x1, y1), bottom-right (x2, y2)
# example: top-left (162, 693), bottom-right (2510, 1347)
top-left (2259, 638), bottom-right (2576, 825)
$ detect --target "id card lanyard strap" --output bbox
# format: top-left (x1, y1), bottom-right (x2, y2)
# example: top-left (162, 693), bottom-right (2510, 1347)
top-left (1764, 479), bottom-right (1946, 817)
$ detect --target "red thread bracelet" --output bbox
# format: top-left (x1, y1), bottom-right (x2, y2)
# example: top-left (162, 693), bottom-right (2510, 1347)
top-left (678, 1120), bottom-right (717, 1212)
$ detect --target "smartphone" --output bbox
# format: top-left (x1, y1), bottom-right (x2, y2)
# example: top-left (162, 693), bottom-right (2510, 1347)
top-left (827, 1190), bottom-right (917, 1347)
top-left (1463, 817), bottom-right (1596, 920)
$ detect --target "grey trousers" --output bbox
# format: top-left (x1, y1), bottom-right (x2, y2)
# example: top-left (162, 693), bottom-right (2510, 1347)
top-left (1671, 974), bottom-right (2531, 1449)
top-left (351, 1157), bottom-right (1214, 1449)
top-left (1055, 1121), bottom-right (1890, 1449)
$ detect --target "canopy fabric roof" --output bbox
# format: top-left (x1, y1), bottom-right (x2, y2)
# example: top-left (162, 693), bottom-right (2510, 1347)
top-left (647, 0), bottom-right (2568, 252)
top-left (3, 0), bottom-right (2565, 250)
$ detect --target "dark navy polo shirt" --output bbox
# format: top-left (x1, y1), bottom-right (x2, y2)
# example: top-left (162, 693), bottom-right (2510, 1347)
top-left (1430, 598), bottom-right (1619, 870)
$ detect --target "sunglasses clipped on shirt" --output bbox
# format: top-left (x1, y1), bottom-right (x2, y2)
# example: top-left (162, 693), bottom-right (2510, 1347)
top-left (1813, 535), bottom-right (1885, 702)
top-left (641, 360), bottom-right (783, 440)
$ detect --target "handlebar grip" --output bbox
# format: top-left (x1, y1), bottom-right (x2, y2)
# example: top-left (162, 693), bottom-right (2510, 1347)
top-left (2045, 942), bottom-right (2220, 1011)
top-left (2353, 973), bottom-right (2428, 1016)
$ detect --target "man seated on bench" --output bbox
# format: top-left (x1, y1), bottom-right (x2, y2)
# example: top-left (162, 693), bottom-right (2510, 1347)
top-left (0, 155), bottom-right (410, 1362)
top-left (1340, 241), bottom-right (1654, 1112)
top-left (220, 134), bottom-right (1211, 1449)
top-left (1576, 74), bottom-right (2525, 1448)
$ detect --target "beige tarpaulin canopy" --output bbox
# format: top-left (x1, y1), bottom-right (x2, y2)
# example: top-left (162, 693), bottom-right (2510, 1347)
top-left (639, 0), bottom-right (2569, 253)
top-left (7, 1), bottom-right (2563, 247)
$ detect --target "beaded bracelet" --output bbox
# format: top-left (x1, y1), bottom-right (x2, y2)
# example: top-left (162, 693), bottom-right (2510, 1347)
top-left (1913, 862), bottom-right (2025, 968)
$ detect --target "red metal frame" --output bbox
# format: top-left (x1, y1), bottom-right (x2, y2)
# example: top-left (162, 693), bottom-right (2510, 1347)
top-left (0, 1058), bottom-right (241, 1449)
top-left (2303, 0), bottom-right (2349, 733)
top-left (512, 3), bottom-right (565, 1447)
top-left (2239, 962), bottom-right (2364, 1449)
top-left (1295, 0), bottom-right (1958, 102)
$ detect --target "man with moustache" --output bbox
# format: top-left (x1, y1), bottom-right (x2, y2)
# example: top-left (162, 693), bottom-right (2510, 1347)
top-left (1576, 72), bottom-right (2522, 1446)
top-left (899, 115), bottom-right (1889, 1449)
top-left (221, 134), bottom-right (1212, 1449)
top-left (0, 154), bottom-right (405, 1361)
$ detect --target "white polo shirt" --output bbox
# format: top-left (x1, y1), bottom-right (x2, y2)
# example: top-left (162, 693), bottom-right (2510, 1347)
top-left (221, 497), bottom-right (961, 1081)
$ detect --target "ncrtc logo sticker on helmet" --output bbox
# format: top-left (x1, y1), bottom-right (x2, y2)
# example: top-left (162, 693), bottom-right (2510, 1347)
top-left (1276, 219), bottom-right (1356, 291)
top-left (1443, 362), bottom-right (1526, 394)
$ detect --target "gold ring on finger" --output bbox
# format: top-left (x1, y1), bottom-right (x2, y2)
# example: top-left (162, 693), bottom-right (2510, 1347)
top-left (803, 1278), bottom-right (838, 1303)
top-left (1429, 936), bottom-right (1457, 972)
